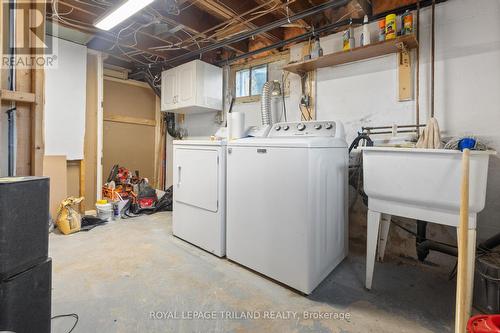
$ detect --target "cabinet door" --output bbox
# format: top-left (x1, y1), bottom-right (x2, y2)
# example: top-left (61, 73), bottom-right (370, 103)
top-left (174, 148), bottom-right (219, 212)
top-left (177, 62), bottom-right (195, 107)
top-left (161, 70), bottom-right (177, 111)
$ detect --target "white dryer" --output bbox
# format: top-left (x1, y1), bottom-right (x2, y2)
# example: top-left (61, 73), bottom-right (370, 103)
top-left (226, 121), bottom-right (348, 294)
top-left (172, 139), bottom-right (226, 257)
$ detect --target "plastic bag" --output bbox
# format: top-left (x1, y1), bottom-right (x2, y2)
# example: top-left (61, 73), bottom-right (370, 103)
top-left (56, 197), bottom-right (84, 235)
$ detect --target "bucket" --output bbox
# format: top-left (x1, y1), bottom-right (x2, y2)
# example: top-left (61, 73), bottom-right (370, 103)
top-left (96, 201), bottom-right (113, 222)
top-left (112, 193), bottom-right (128, 219)
top-left (467, 315), bottom-right (500, 333)
top-left (473, 252), bottom-right (500, 314)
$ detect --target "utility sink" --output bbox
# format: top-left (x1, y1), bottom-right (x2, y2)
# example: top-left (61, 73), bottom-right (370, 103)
top-left (362, 147), bottom-right (496, 227)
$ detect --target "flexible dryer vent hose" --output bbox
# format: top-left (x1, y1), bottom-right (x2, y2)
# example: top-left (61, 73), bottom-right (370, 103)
top-left (261, 81), bottom-right (281, 126)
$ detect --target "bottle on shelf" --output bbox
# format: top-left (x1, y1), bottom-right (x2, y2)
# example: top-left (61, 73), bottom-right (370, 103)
top-left (360, 15), bottom-right (371, 46)
top-left (385, 14), bottom-right (397, 40)
top-left (378, 19), bottom-right (386, 41)
top-left (343, 19), bottom-right (355, 50)
top-left (402, 10), bottom-right (414, 35)
top-left (310, 36), bottom-right (323, 59)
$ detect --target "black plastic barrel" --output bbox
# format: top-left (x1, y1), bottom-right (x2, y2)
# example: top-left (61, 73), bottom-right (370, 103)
top-left (474, 252), bottom-right (500, 313)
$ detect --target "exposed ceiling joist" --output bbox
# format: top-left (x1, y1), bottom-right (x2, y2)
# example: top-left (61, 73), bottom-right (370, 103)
top-left (352, 0), bottom-right (372, 16)
top-left (253, 0), bottom-right (309, 28)
top-left (193, 0), bottom-right (282, 44)
top-left (147, 3), bottom-right (249, 54)
top-left (56, 1), bottom-right (207, 56)
top-left (147, 0), bottom-right (350, 69)
top-left (47, 0), bottom-right (383, 72)
top-left (48, 16), bottom-right (168, 61)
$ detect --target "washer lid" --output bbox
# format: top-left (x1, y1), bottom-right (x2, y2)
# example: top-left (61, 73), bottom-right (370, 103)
top-left (227, 137), bottom-right (347, 148)
top-left (174, 138), bottom-right (226, 146)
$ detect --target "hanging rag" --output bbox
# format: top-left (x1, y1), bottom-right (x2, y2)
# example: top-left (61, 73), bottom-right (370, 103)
top-left (416, 117), bottom-right (442, 149)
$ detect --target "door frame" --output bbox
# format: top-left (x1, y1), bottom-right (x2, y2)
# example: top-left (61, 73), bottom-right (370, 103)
top-left (100, 75), bottom-right (163, 192)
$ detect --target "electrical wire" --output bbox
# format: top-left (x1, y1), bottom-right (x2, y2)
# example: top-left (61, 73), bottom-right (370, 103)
top-left (179, 0), bottom-right (202, 12)
top-left (52, 313), bottom-right (79, 333)
top-left (108, 21), bottom-right (135, 51)
top-left (74, 0), bottom-right (109, 9)
top-left (127, 20), bottom-right (159, 48)
top-left (281, 71), bottom-right (288, 122)
top-left (47, 6), bottom-right (73, 18)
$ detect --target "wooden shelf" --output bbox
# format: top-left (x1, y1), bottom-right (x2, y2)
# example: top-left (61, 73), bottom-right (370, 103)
top-left (283, 34), bottom-right (418, 74)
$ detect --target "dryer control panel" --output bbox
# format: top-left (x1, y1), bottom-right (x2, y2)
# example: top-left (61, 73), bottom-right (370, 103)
top-left (268, 121), bottom-right (344, 139)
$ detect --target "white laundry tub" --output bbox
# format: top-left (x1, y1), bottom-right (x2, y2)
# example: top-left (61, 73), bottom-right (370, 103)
top-left (362, 147), bottom-right (495, 227)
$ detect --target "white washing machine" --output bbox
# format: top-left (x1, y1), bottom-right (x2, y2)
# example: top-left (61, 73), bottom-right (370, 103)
top-left (172, 139), bottom-right (226, 257)
top-left (226, 121), bottom-right (348, 294)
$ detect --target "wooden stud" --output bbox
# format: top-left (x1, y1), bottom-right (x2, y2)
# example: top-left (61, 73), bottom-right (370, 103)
top-left (30, 0), bottom-right (45, 176)
top-left (15, 1), bottom-right (33, 176)
top-left (83, 52), bottom-right (99, 212)
top-left (0, 89), bottom-right (36, 103)
top-left (103, 114), bottom-right (156, 127)
top-left (79, 159), bottom-right (85, 213)
top-left (103, 75), bottom-right (152, 89)
top-left (95, 51), bottom-right (104, 201)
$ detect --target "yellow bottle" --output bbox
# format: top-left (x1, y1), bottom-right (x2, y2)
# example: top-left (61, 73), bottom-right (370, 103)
top-left (385, 14), bottom-right (397, 40)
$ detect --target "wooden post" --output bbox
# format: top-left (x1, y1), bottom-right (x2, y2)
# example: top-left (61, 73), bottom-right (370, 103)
top-left (455, 148), bottom-right (470, 333)
top-left (79, 159), bottom-right (85, 213)
top-left (0, 0), bottom-right (3, 94)
top-left (31, 0), bottom-right (46, 176)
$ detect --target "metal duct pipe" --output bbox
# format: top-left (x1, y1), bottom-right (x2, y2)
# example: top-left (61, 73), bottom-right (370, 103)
top-left (261, 81), bottom-right (281, 126)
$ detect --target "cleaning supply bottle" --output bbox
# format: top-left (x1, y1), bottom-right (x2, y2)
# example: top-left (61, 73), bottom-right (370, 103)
top-left (385, 14), bottom-right (397, 40)
top-left (402, 10), bottom-right (413, 35)
top-left (311, 37), bottom-right (323, 59)
top-left (343, 19), bottom-right (355, 50)
top-left (360, 15), bottom-right (371, 46)
top-left (378, 19), bottom-right (386, 41)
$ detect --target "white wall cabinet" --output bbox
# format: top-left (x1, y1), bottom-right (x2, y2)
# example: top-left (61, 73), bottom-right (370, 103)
top-left (161, 60), bottom-right (222, 114)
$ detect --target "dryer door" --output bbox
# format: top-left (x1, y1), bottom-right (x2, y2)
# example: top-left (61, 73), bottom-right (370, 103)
top-left (174, 147), bottom-right (219, 212)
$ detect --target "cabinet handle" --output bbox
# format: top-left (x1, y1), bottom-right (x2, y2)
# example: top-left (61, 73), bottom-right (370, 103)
top-left (177, 165), bottom-right (182, 186)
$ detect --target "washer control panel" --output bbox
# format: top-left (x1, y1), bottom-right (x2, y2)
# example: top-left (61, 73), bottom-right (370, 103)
top-left (268, 121), bottom-right (337, 137)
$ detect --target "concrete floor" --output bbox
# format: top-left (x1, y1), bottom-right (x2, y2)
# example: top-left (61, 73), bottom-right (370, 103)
top-left (50, 212), bottom-right (456, 333)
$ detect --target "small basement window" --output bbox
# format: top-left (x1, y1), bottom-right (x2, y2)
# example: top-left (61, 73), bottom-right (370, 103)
top-left (235, 64), bottom-right (268, 98)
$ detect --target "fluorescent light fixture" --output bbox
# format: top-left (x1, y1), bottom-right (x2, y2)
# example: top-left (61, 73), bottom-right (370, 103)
top-left (95, 0), bottom-right (155, 31)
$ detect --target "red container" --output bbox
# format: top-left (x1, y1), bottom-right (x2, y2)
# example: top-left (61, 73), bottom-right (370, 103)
top-left (468, 315), bottom-right (500, 333)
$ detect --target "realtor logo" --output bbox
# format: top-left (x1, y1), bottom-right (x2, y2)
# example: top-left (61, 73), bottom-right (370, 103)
top-left (2, 0), bottom-right (58, 69)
